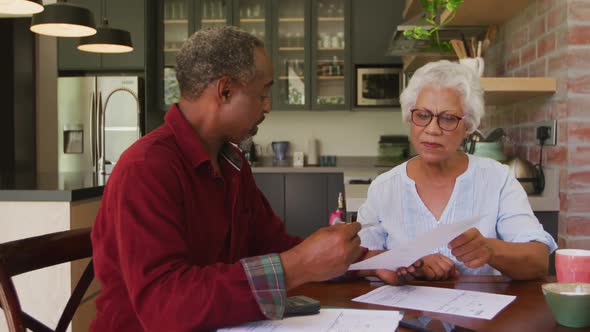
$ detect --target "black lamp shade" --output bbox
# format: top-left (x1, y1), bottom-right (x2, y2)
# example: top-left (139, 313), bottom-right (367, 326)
top-left (30, 3), bottom-right (96, 37)
top-left (0, 0), bottom-right (44, 15)
top-left (78, 26), bottom-right (133, 53)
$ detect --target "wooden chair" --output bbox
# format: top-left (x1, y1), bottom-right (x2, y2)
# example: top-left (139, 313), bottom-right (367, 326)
top-left (0, 228), bottom-right (94, 332)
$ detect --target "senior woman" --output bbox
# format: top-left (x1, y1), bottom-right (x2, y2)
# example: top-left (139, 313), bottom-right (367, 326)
top-left (357, 60), bottom-right (557, 284)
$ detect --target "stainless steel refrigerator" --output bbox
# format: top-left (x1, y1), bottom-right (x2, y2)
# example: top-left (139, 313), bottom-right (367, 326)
top-left (58, 76), bottom-right (143, 174)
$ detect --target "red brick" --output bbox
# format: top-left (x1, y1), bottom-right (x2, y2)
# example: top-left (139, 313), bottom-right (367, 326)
top-left (564, 192), bottom-right (590, 212)
top-left (547, 146), bottom-right (568, 165)
top-left (515, 67), bottom-right (529, 77)
top-left (568, 170), bottom-right (590, 190)
top-left (520, 44), bottom-right (537, 65)
top-left (505, 53), bottom-right (522, 74)
top-left (568, 122), bottom-right (590, 143)
top-left (568, 25), bottom-right (590, 45)
top-left (548, 53), bottom-right (567, 74)
top-left (529, 58), bottom-right (546, 77)
top-left (568, 0), bottom-right (590, 22)
top-left (555, 26), bottom-right (568, 50)
top-left (529, 17), bottom-right (546, 43)
top-left (560, 192), bottom-right (568, 212)
top-left (565, 237), bottom-right (590, 249)
top-left (560, 169), bottom-right (568, 194)
top-left (568, 49), bottom-right (590, 68)
top-left (566, 216), bottom-right (590, 236)
top-left (558, 235), bottom-right (567, 248)
top-left (550, 102), bottom-right (567, 120)
top-left (509, 28), bottom-right (528, 52)
top-left (570, 146), bottom-right (590, 166)
top-left (537, 0), bottom-right (554, 15)
top-left (567, 96), bottom-right (590, 119)
top-left (537, 33), bottom-right (556, 56)
top-left (559, 213), bottom-right (567, 235)
top-left (568, 75), bottom-right (590, 94)
top-left (548, 5), bottom-right (567, 30)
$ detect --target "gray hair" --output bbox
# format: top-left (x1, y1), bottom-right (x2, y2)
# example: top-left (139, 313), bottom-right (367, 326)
top-left (400, 60), bottom-right (484, 133)
top-left (175, 26), bottom-right (265, 100)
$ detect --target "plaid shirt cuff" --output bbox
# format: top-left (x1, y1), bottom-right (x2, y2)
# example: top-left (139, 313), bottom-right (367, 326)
top-left (240, 254), bottom-right (286, 320)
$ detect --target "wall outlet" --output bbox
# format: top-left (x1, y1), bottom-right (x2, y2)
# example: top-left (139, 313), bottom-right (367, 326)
top-left (536, 120), bottom-right (557, 146)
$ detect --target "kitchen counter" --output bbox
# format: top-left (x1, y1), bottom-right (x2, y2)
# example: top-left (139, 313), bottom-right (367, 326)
top-left (0, 172), bottom-right (106, 202)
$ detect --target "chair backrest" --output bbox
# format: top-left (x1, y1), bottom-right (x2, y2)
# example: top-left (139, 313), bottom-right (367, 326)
top-left (0, 228), bottom-right (93, 332)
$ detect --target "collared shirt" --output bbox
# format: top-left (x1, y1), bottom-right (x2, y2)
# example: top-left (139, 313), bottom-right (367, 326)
top-left (91, 104), bottom-right (301, 332)
top-left (358, 154), bottom-right (558, 275)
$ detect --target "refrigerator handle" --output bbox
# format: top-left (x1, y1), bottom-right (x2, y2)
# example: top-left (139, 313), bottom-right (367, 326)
top-left (91, 91), bottom-right (97, 172)
top-left (98, 91), bottom-right (103, 174)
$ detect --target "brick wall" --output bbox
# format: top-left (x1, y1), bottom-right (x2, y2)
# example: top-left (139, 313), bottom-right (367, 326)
top-left (482, 0), bottom-right (590, 249)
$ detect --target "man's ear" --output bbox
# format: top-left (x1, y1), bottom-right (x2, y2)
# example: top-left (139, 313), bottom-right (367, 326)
top-left (216, 77), bottom-right (232, 103)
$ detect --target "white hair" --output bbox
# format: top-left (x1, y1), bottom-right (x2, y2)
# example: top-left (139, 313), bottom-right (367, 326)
top-left (400, 60), bottom-right (484, 133)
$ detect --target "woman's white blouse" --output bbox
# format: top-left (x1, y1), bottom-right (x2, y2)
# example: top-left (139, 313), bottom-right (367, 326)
top-left (357, 154), bottom-right (558, 275)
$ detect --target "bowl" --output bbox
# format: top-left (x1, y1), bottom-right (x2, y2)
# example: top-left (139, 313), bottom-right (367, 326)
top-left (542, 282), bottom-right (590, 328)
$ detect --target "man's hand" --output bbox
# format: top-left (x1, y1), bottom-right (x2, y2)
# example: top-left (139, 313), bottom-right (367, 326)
top-left (449, 227), bottom-right (493, 269)
top-left (280, 223), bottom-right (363, 289)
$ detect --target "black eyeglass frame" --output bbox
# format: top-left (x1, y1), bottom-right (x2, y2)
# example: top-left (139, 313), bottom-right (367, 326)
top-left (410, 108), bottom-right (465, 131)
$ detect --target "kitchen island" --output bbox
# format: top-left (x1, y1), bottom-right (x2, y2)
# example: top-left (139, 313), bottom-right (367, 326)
top-left (0, 172), bottom-right (104, 332)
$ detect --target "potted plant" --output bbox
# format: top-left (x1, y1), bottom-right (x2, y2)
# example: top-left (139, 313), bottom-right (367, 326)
top-left (403, 0), bottom-right (464, 52)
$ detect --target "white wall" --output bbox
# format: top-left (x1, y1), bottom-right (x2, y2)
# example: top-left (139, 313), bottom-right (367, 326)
top-left (255, 110), bottom-right (409, 157)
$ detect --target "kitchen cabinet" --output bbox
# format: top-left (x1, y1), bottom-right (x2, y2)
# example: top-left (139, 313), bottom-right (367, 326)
top-left (58, 0), bottom-right (145, 71)
top-left (350, 0), bottom-right (403, 65)
top-left (253, 172), bottom-right (344, 237)
top-left (161, 0), bottom-right (272, 109)
top-left (272, 0), bottom-right (351, 111)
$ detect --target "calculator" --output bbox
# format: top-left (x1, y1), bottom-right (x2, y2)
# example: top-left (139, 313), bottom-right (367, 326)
top-left (284, 295), bottom-right (321, 317)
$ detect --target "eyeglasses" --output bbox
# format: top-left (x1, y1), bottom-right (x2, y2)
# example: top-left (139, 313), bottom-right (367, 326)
top-left (410, 108), bottom-right (464, 131)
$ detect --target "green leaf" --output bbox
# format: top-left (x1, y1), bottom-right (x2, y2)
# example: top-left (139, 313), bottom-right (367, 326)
top-left (420, 0), bottom-right (436, 14)
top-left (446, 0), bottom-right (464, 11)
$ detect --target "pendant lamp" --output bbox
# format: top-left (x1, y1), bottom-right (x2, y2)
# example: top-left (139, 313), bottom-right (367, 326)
top-left (78, 19), bottom-right (133, 53)
top-left (30, 1), bottom-right (96, 37)
top-left (77, 0), bottom-right (133, 54)
top-left (0, 0), bottom-right (44, 15)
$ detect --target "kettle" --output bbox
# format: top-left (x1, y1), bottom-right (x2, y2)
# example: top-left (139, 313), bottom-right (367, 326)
top-left (505, 157), bottom-right (545, 195)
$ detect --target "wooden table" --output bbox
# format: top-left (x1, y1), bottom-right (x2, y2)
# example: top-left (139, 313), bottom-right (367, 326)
top-left (288, 276), bottom-right (588, 332)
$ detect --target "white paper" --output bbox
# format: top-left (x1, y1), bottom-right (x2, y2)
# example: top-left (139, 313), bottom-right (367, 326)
top-left (217, 308), bottom-right (403, 332)
top-left (353, 285), bottom-right (515, 320)
top-left (349, 215), bottom-right (481, 270)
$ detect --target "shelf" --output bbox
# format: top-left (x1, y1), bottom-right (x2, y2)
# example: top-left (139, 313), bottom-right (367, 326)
top-left (279, 17), bottom-right (304, 23)
top-left (164, 19), bottom-right (188, 24)
top-left (403, 0), bottom-right (531, 25)
top-left (318, 76), bottom-right (344, 80)
top-left (318, 47), bottom-right (344, 51)
top-left (164, 48), bottom-right (181, 52)
top-left (279, 47), bottom-right (305, 52)
top-left (481, 77), bottom-right (556, 105)
top-left (240, 18), bottom-right (265, 23)
top-left (318, 17), bottom-right (344, 22)
top-left (403, 55), bottom-right (456, 72)
top-left (279, 76), bottom-right (304, 80)
top-left (201, 19), bottom-right (227, 23)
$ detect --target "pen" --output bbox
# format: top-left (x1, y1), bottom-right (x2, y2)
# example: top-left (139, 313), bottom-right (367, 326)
top-left (335, 221), bottom-right (379, 229)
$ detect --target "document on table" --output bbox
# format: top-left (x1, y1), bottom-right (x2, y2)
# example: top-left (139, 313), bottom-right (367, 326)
top-left (353, 285), bottom-right (515, 320)
top-left (217, 308), bottom-right (403, 331)
top-left (349, 215), bottom-right (481, 270)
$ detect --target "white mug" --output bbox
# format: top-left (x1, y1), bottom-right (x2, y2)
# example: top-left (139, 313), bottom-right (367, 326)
top-left (459, 57), bottom-right (485, 77)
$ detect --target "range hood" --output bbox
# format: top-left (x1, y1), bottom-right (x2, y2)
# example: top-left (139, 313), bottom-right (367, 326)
top-left (388, 15), bottom-right (487, 56)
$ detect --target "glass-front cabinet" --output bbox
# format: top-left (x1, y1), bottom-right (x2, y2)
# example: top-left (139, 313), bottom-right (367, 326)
top-left (272, 0), bottom-right (307, 109)
top-left (312, 0), bottom-right (348, 109)
top-left (159, 0), bottom-right (350, 111)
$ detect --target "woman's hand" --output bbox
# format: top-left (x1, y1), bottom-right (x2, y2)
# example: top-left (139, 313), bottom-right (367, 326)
top-left (449, 227), bottom-right (493, 269)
